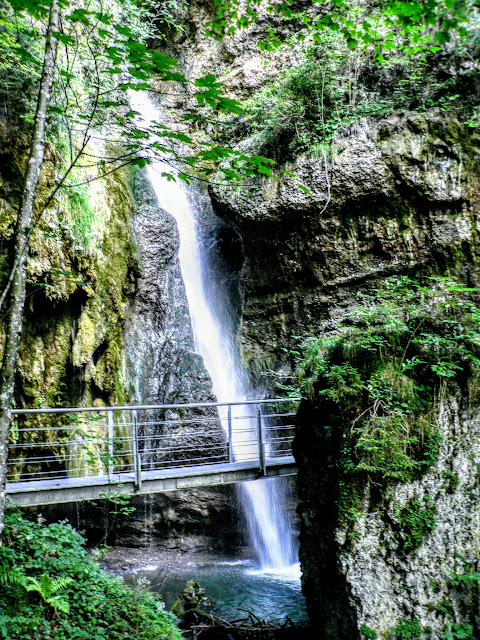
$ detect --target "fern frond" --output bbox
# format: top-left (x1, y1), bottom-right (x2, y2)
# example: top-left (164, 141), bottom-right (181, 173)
top-left (0, 564), bottom-right (27, 588)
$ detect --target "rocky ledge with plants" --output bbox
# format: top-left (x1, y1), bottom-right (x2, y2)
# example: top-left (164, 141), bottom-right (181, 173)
top-left (294, 276), bottom-right (480, 640)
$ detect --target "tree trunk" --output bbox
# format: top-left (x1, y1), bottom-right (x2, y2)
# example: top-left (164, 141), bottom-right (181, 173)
top-left (0, 0), bottom-right (60, 541)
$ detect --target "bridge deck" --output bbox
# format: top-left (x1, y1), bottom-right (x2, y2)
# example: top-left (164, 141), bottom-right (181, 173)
top-left (6, 456), bottom-right (297, 507)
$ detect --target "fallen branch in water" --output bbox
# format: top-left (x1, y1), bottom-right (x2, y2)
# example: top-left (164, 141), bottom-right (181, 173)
top-left (186, 610), bottom-right (310, 640)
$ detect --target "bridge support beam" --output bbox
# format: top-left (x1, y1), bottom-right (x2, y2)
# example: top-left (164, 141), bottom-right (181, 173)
top-left (6, 458), bottom-right (297, 507)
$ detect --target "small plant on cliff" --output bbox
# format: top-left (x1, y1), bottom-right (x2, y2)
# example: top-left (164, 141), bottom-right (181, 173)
top-left (393, 617), bottom-right (423, 639)
top-left (242, 21), bottom-right (479, 160)
top-left (441, 564), bottom-right (480, 639)
top-left (443, 624), bottom-right (475, 639)
top-left (396, 494), bottom-right (437, 550)
top-left (360, 622), bottom-right (377, 638)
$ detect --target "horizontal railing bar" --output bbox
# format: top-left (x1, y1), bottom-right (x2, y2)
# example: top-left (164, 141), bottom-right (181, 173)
top-left (264, 425), bottom-right (295, 431)
top-left (12, 424), bottom-right (293, 436)
top-left (10, 441), bottom-right (100, 449)
top-left (147, 458), bottom-right (228, 466)
top-left (142, 443), bottom-right (226, 455)
top-left (156, 456), bottom-right (255, 469)
top-left (142, 458), bottom-right (231, 469)
top-left (8, 463), bottom-right (136, 476)
top-left (14, 426), bottom-right (108, 433)
top-left (138, 420), bottom-right (222, 428)
top-left (11, 398), bottom-right (301, 415)
top-left (137, 433), bottom-right (228, 441)
top-left (15, 426), bottom-right (284, 437)
top-left (12, 418), bottom-right (292, 434)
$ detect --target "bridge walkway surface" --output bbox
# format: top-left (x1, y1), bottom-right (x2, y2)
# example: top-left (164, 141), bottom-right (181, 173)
top-left (5, 399), bottom-right (299, 507)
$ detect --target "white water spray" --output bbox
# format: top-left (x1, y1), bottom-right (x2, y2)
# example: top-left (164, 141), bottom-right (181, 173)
top-left (129, 91), bottom-right (299, 575)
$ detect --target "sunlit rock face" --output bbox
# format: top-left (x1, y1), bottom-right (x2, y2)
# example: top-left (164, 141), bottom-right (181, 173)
top-left (124, 168), bottom-right (214, 407)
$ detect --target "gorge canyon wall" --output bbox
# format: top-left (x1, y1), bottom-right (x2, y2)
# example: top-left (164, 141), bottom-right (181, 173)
top-left (158, 4), bottom-right (480, 637)
top-left (2, 1), bottom-right (480, 637)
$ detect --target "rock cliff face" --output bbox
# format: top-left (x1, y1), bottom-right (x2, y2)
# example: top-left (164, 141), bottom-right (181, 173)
top-left (116, 169), bottom-right (239, 550)
top-left (296, 391), bottom-right (480, 639)
top-left (0, 131), bottom-right (139, 410)
top-left (210, 114), bottom-right (480, 378)
top-left (124, 170), bottom-right (213, 407)
top-left (154, 4), bottom-right (480, 636)
top-left (210, 113), bottom-right (480, 638)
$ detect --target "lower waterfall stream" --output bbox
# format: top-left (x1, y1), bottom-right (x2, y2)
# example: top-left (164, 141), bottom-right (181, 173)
top-left (127, 91), bottom-right (304, 617)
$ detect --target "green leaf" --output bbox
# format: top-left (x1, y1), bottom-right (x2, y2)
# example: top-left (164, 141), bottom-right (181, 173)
top-left (60, 70), bottom-right (75, 80)
top-left (298, 184), bottom-right (312, 195)
top-left (51, 32), bottom-right (74, 45)
top-left (67, 8), bottom-right (91, 24)
top-left (195, 74), bottom-right (222, 89)
top-left (12, 46), bottom-right (40, 65)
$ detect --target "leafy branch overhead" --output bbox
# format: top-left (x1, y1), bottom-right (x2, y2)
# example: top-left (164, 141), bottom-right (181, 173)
top-left (1, 0), bottom-right (277, 188)
top-left (206, 0), bottom-right (480, 56)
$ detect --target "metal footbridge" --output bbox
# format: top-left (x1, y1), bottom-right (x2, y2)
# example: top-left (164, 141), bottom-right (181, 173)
top-left (5, 399), bottom-right (298, 507)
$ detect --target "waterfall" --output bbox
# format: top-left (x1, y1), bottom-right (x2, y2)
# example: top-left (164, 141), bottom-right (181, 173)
top-left (129, 91), bottom-right (299, 574)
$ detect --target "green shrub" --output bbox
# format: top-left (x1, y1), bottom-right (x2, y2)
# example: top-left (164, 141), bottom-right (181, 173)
top-left (441, 471), bottom-right (460, 494)
top-left (396, 495), bottom-right (437, 550)
top-left (443, 624), bottom-right (475, 640)
top-left (0, 507), bottom-right (181, 640)
top-left (242, 27), bottom-right (479, 159)
top-left (393, 618), bottom-right (423, 639)
top-left (360, 622), bottom-right (377, 638)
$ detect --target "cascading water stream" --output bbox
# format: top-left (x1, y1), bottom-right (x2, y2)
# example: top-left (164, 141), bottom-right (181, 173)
top-left (129, 91), bottom-right (299, 575)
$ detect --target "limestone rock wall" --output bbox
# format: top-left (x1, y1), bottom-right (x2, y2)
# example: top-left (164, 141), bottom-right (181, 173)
top-left (296, 392), bottom-right (480, 639)
top-left (210, 114), bottom-right (480, 379)
top-left (0, 132), bottom-right (139, 410)
top-left (153, 4), bottom-right (480, 634)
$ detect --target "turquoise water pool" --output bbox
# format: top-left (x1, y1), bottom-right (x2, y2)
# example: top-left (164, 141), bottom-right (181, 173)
top-left (127, 556), bottom-right (308, 626)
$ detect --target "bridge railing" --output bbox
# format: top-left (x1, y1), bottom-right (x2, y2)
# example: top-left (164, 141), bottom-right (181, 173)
top-left (7, 398), bottom-right (299, 488)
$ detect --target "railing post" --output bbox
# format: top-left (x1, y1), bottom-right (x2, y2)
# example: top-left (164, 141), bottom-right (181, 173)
top-left (132, 410), bottom-right (142, 490)
top-left (227, 405), bottom-right (233, 463)
top-left (107, 410), bottom-right (114, 478)
top-left (257, 405), bottom-right (266, 476)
